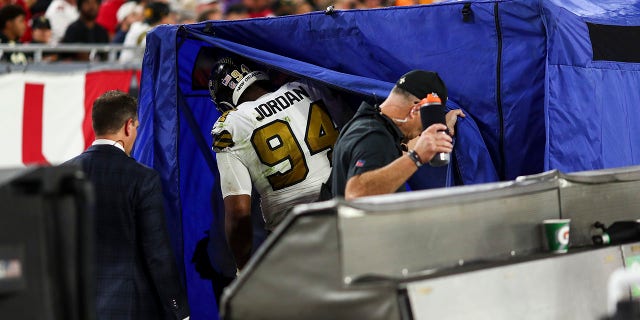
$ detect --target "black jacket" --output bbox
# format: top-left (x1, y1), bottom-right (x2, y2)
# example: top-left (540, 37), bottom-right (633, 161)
top-left (330, 102), bottom-right (405, 197)
top-left (65, 145), bottom-right (189, 320)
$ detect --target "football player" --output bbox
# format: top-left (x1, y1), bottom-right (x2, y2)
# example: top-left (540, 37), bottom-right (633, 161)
top-left (210, 56), bottom-right (345, 271)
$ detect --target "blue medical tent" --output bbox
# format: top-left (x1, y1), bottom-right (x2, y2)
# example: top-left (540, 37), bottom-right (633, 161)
top-left (133, 0), bottom-right (640, 318)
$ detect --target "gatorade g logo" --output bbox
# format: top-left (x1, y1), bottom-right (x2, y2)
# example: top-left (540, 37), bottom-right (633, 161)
top-left (557, 225), bottom-right (570, 245)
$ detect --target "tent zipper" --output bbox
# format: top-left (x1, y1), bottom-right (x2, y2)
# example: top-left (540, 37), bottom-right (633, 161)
top-left (494, 2), bottom-right (505, 180)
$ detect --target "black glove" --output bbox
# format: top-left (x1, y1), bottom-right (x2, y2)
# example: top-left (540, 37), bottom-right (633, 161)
top-left (191, 235), bottom-right (217, 279)
top-left (191, 234), bottom-right (236, 305)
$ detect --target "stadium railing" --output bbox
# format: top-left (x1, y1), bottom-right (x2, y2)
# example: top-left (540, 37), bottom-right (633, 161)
top-left (0, 44), bottom-right (143, 64)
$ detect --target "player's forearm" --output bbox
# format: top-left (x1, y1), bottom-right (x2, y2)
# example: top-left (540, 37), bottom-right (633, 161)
top-left (222, 195), bottom-right (252, 270)
top-left (225, 212), bottom-right (252, 270)
top-left (344, 154), bottom-right (418, 200)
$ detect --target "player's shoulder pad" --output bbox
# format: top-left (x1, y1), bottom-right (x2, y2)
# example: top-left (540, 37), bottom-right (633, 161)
top-left (211, 111), bottom-right (235, 152)
top-left (216, 110), bottom-right (232, 124)
top-left (212, 129), bottom-right (235, 152)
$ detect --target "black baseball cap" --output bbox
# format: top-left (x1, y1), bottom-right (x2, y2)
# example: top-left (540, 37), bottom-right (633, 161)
top-left (395, 70), bottom-right (447, 102)
top-left (32, 16), bottom-right (51, 30)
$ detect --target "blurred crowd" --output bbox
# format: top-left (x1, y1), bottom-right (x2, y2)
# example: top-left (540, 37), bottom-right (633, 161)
top-left (0, 0), bottom-right (440, 62)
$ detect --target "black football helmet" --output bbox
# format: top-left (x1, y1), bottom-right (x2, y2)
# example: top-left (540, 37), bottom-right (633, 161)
top-left (208, 57), bottom-right (270, 113)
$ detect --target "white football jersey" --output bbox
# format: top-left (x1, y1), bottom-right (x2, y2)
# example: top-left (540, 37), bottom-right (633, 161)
top-left (212, 80), bottom-right (340, 229)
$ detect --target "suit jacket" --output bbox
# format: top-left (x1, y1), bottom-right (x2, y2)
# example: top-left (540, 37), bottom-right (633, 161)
top-left (65, 145), bottom-right (189, 320)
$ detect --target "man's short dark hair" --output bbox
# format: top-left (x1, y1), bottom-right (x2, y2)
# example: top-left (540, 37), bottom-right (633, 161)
top-left (77, 0), bottom-right (102, 10)
top-left (0, 5), bottom-right (26, 30)
top-left (92, 90), bottom-right (137, 135)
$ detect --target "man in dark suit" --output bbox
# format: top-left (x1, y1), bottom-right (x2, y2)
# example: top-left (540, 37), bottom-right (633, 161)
top-left (65, 90), bottom-right (189, 320)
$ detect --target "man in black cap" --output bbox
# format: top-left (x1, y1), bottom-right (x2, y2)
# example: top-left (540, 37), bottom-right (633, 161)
top-left (30, 16), bottom-right (58, 61)
top-left (31, 16), bottom-right (52, 44)
top-left (330, 70), bottom-right (465, 199)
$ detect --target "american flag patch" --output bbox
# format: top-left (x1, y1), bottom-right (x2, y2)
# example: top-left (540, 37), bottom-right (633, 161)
top-left (355, 159), bottom-right (366, 167)
top-left (222, 74), bottom-right (232, 86)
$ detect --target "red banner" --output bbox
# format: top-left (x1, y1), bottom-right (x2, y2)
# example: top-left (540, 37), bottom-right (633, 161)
top-left (0, 69), bottom-right (140, 168)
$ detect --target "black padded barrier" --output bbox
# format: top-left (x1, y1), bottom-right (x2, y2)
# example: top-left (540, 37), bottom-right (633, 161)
top-left (588, 23), bottom-right (640, 63)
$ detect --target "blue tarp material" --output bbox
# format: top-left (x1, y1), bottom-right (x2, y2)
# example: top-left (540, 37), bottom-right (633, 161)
top-left (134, 0), bottom-right (640, 318)
top-left (542, 0), bottom-right (640, 171)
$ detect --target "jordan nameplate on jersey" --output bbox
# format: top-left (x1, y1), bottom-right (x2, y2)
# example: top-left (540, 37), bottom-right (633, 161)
top-left (254, 85), bottom-right (310, 121)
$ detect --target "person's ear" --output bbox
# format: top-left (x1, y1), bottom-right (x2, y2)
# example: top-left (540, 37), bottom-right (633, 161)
top-left (410, 105), bottom-right (420, 119)
top-left (124, 118), bottom-right (133, 136)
